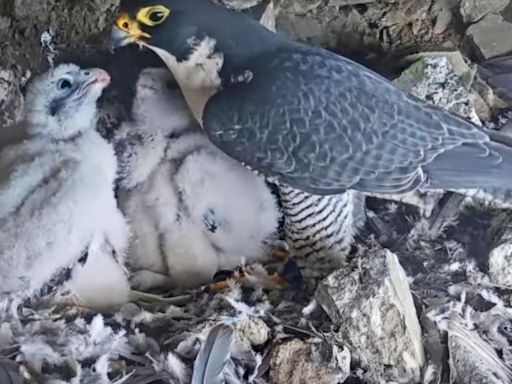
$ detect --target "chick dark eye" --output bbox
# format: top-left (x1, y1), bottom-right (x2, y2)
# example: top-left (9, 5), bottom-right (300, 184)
top-left (57, 79), bottom-right (72, 91)
top-left (149, 11), bottom-right (164, 23)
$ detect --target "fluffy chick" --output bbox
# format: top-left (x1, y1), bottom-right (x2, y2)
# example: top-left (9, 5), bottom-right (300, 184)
top-left (0, 64), bottom-right (130, 309)
top-left (115, 68), bottom-right (280, 289)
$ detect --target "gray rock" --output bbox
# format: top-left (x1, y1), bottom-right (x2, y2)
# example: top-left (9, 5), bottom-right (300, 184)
top-left (279, 0), bottom-right (322, 15)
top-left (379, 0), bottom-right (432, 28)
top-left (470, 75), bottom-right (504, 121)
top-left (13, 0), bottom-right (56, 22)
top-left (433, 6), bottom-right (453, 34)
top-left (276, 0), bottom-right (459, 54)
top-left (395, 53), bottom-right (481, 124)
top-left (328, 0), bottom-right (376, 6)
top-left (270, 339), bottom-right (350, 384)
top-left (486, 212), bottom-right (512, 287)
top-left (0, 66), bottom-right (28, 127)
top-left (459, 0), bottom-right (509, 23)
top-left (277, 6), bottom-right (374, 51)
top-left (465, 14), bottom-right (512, 60)
top-left (315, 245), bottom-right (425, 383)
top-left (258, 0), bottom-right (276, 32)
top-left (234, 317), bottom-right (270, 347)
top-left (0, 16), bottom-right (11, 33)
top-left (277, 15), bottom-right (325, 44)
top-left (215, 0), bottom-right (262, 10)
top-left (489, 245), bottom-right (512, 287)
top-left (431, 0), bottom-right (459, 35)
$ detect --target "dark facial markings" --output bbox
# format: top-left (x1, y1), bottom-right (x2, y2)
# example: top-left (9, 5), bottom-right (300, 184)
top-left (49, 76), bottom-right (80, 117)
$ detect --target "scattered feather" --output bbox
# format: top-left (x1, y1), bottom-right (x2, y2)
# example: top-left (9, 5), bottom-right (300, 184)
top-left (192, 324), bottom-right (234, 384)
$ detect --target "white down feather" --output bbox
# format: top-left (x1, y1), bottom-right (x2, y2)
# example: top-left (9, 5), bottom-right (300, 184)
top-left (116, 68), bottom-right (280, 289)
top-left (0, 64), bottom-right (130, 309)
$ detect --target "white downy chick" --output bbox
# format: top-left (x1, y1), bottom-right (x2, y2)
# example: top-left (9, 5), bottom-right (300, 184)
top-left (0, 64), bottom-right (130, 309)
top-left (116, 68), bottom-right (280, 289)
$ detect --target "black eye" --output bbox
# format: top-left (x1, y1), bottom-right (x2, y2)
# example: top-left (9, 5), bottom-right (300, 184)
top-left (149, 11), bottom-right (164, 23)
top-left (83, 71), bottom-right (90, 76)
top-left (57, 79), bottom-right (72, 91)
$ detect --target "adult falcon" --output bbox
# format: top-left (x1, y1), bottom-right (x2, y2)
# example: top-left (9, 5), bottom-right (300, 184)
top-left (109, 0), bottom-right (512, 200)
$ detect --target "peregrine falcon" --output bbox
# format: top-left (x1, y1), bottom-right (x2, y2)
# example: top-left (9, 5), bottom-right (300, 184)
top-left (0, 64), bottom-right (130, 309)
top-left (109, 0), bottom-right (512, 201)
top-left (108, 1), bottom-right (368, 262)
top-left (114, 68), bottom-right (280, 289)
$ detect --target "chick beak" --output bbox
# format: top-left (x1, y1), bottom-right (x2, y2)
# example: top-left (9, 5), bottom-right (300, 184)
top-left (81, 69), bottom-right (111, 96)
top-left (92, 69), bottom-right (111, 87)
top-left (109, 14), bottom-right (150, 50)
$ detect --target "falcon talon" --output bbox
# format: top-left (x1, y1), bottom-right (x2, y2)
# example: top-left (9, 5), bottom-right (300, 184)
top-left (269, 249), bottom-right (290, 262)
top-left (207, 262), bottom-right (290, 292)
top-left (207, 278), bottom-right (244, 293)
top-left (212, 269), bottom-right (235, 282)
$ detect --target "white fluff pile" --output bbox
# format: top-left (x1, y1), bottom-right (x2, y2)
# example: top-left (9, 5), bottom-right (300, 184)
top-left (115, 68), bottom-right (280, 289)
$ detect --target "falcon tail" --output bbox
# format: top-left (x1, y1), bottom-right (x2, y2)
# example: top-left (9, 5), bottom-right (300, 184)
top-left (425, 131), bottom-right (512, 198)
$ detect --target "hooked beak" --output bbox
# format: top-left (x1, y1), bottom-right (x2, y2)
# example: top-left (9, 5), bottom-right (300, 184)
top-left (109, 14), bottom-right (151, 50)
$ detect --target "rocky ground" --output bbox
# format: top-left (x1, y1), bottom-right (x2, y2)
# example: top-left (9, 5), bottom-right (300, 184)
top-left (2, 0), bottom-right (512, 383)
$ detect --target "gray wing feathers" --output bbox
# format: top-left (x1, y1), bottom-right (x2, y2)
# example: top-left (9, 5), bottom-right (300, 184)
top-left (205, 47), bottom-right (491, 195)
top-left (191, 324), bottom-right (234, 384)
top-left (425, 140), bottom-right (511, 190)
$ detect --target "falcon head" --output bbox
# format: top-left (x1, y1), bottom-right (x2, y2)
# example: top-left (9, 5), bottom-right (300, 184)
top-left (24, 63), bottom-right (111, 139)
top-left (109, 0), bottom-right (278, 69)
